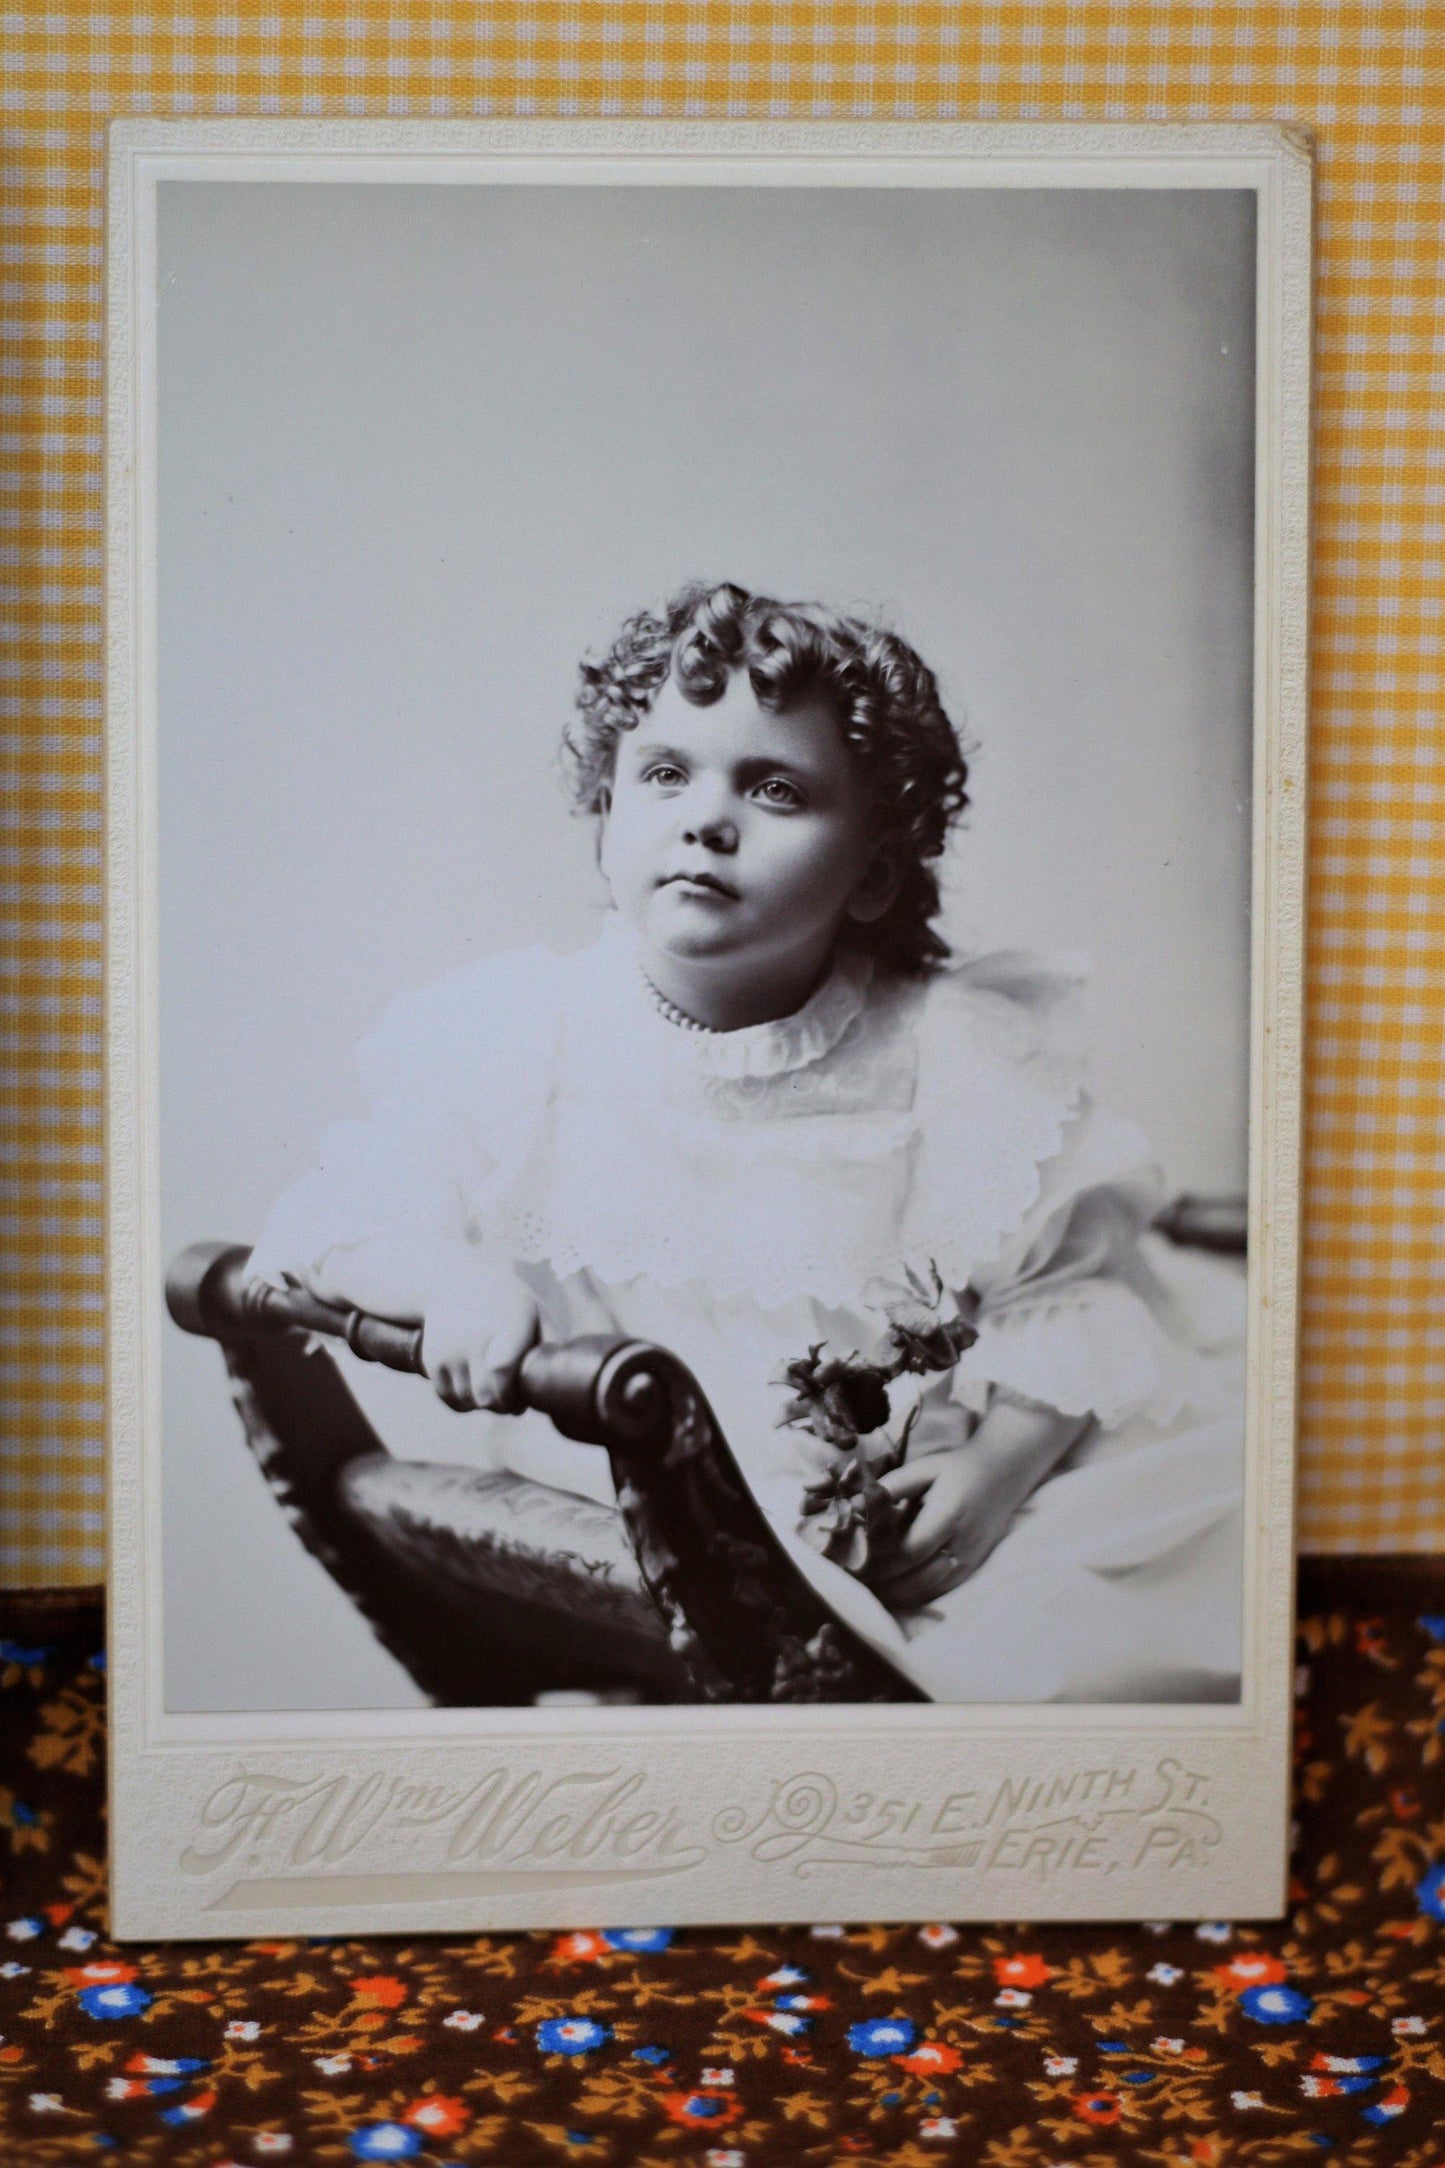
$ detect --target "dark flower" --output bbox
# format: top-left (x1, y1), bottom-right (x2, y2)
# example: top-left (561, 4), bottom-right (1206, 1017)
top-left (797, 1450), bottom-right (909, 1577)
top-left (781, 1346), bottom-right (893, 1446)
top-left (875, 1262), bottom-right (979, 1372)
top-left (781, 1267), bottom-right (973, 1459)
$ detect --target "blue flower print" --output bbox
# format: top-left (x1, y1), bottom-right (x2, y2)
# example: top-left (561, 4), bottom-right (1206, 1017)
top-left (349, 2126), bottom-right (424, 2161)
top-left (1239, 1984), bottom-right (1313, 2024)
top-left (848, 2017), bottom-right (917, 2056)
top-left (79, 1982), bottom-right (153, 2020)
top-left (1415, 1861), bottom-right (1445, 1919)
top-left (632, 2046), bottom-right (670, 2065)
top-left (602, 1928), bottom-right (673, 1952)
top-left (1418, 1615), bottom-right (1445, 1642)
top-left (538, 2017), bottom-right (612, 2055)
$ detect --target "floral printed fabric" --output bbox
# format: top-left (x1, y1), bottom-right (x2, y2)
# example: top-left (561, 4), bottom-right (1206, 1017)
top-left (2, 1566), bottom-right (1444, 2165)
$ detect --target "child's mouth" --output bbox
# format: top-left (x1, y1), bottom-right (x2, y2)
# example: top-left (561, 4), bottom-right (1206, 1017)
top-left (661, 871), bottom-right (740, 900)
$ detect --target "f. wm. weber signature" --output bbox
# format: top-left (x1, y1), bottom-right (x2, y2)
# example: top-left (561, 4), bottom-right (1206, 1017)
top-left (180, 1755), bottom-right (1221, 1891)
top-left (180, 1766), bottom-right (706, 1880)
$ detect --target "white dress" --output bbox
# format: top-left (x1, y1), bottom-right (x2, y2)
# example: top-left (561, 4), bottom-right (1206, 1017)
top-left (249, 915), bottom-right (1245, 1704)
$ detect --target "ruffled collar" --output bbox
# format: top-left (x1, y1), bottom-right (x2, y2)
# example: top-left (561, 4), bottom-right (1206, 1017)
top-left (592, 914), bottom-right (874, 1083)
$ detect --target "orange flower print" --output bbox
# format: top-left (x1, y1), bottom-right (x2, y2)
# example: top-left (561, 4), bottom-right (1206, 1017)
top-left (404, 2096), bottom-right (469, 2138)
top-left (896, 2041), bottom-right (962, 2076)
top-left (554, 1932), bottom-right (611, 1962)
top-left (1074, 2093), bottom-right (1122, 2126)
top-left (663, 2090), bottom-right (741, 2129)
top-left (64, 1961), bottom-right (137, 1988)
top-left (993, 1953), bottom-right (1053, 1989)
top-left (1213, 1953), bottom-right (1287, 1991)
top-left (349, 1975), bottom-right (408, 2009)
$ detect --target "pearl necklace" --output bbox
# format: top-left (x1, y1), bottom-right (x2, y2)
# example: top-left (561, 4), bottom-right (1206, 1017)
top-left (639, 968), bottom-right (718, 1034)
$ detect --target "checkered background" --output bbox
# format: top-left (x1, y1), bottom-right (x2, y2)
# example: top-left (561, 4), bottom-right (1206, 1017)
top-left (2, 4), bottom-right (1441, 1584)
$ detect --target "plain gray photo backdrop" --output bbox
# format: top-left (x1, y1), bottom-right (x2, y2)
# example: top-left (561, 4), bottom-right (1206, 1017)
top-left (157, 178), bottom-right (1256, 1710)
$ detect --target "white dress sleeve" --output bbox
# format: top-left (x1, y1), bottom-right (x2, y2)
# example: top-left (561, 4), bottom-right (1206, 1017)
top-left (245, 944), bottom-right (564, 1292)
top-left (901, 951), bottom-right (1230, 1433)
top-left (953, 1102), bottom-right (1224, 1429)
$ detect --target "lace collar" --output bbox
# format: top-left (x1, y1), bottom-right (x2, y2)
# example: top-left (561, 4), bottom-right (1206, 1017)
top-left (591, 913), bottom-right (874, 1082)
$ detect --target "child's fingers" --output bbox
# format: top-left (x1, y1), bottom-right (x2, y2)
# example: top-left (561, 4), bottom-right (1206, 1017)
top-left (486, 1301), bottom-right (542, 1404)
top-left (471, 1352), bottom-right (523, 1413)
top-left (419, 1271), bottom-right (541, 1412)
top-left (430, 1357), bottom-right (478, 1411)
top-left (897, 1462), bottom-right (987, 1561)
top-left (875, 1548), bottom-right (974, 1609)
top-left (451, 1308), bottom-right (540, 1415)
top-left (876, 1457), bottom-right (947, 1500)
top-left (427, 1347), bottom-right (501, 1411)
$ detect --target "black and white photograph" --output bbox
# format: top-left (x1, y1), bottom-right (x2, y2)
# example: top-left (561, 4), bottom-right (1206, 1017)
top-left (150, 151), bottom-right (1264, 1721)
top-left (106, 120), bottom-right (1310, 1935)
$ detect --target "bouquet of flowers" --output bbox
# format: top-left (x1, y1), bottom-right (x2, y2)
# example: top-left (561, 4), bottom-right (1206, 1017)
top-left (784, 1264), bottom-right (977, 1586)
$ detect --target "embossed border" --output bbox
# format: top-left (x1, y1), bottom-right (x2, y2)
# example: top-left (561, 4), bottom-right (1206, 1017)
top-left (106, 120), bottom-right (1310, 1937)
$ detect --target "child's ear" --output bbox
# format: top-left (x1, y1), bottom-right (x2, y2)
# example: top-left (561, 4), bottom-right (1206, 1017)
top-left (846, 839), bottom-right (903, 926)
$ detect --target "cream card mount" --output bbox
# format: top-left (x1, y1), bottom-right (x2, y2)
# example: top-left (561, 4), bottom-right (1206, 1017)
top-left (106, 119), bottom-right (1309, 1937)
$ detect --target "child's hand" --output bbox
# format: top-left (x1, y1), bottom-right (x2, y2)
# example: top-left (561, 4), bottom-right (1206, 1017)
top-left (870, 1450), bottom-right (1011, 1605)
top-left (870, 1396), bottom-right (1088, 1608)
top-left (419, 1247), bottom-right (541, 1414)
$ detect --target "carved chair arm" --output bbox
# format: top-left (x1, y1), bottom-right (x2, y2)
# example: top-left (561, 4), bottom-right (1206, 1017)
top-left (165, 1241), bottom-right (665, 1446)
top-left (1151, 1194), bottom-right (1247, 1255)
top-left (167, 1243), bottom-right (921, 1706)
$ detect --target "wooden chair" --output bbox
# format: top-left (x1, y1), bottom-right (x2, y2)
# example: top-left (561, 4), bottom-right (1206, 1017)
top-left (166, 1243), bottom-right (924, 1706)
top-left (167, 1198), bottom-right (1242, 1709)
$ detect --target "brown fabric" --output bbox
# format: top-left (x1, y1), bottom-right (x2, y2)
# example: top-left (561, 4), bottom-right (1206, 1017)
top-left (1, 1561), bottom-right (1443, 2164)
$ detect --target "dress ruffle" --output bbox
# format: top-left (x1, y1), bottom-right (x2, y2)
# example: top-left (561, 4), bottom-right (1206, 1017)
top-left (253, 917), bottom-right (1099, 1316)
top-left (249, 922), bottom-right (1245, 1702)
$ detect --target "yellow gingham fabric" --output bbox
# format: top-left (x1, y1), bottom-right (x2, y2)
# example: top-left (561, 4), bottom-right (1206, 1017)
top-left (1, 5), bottom-right (1442, 1584)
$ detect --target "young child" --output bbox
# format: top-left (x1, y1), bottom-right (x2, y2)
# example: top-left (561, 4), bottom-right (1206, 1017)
top-left (248, 581), bottom-right (1244, 1703)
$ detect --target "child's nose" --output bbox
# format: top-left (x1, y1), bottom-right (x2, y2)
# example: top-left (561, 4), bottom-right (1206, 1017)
top-left (681, 793), bottom-right (740, 852)
top-left (682, 813), bottom-right (739, 852)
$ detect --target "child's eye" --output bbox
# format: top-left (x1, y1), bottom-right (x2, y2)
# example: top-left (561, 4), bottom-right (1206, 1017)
top-left (754, 776), bottom-right (805, 810)
top-left (640, 761), bottom-right (686, 789)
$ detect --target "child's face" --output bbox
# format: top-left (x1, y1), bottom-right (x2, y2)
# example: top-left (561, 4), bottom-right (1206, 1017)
top-left (599, 667), bottom-right (886, 992)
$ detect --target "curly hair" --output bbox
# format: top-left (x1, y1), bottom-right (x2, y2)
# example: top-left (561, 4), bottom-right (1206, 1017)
top-left (565, 580), bottom-right (970, 976)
